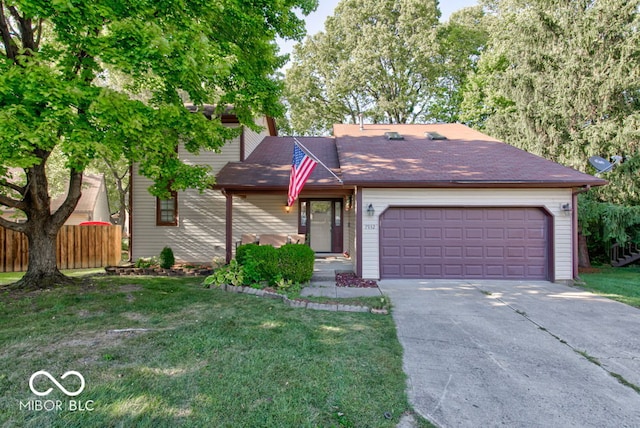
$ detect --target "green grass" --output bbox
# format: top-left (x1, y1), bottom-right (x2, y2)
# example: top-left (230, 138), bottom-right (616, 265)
top-left (0, 269), bottom-right (104, 286)
top-left (0, 276), bottom-right (425, 427)
top-left (579, 265), bottom-right (640, 308)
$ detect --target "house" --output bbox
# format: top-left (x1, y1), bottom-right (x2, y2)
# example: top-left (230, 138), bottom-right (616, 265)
top-left (2, 172), bottom-right (111, 226)
top-left (52, 173), bottom-right (112, 225)
top-left (131, 120), bottom-right (606, 283)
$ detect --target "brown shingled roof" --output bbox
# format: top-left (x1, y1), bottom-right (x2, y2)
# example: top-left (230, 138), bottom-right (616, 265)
top-left (215, 137), bottom-right (342, 190)
top-left (215, 124), bottom-right (606, 190)
top-left (334, 124), bottom-right (607, 188)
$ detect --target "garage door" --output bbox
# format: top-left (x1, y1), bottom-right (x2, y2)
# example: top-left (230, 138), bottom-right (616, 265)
top-left (380, 207), bottom-right (549, 279)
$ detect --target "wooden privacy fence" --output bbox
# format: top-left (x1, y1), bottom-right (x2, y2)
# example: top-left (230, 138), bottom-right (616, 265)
top-left (0, 225), bottom-right (122, 272)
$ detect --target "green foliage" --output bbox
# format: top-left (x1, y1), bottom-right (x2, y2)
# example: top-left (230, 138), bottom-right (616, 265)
top-left (203, 260), bottom-right (244, 288)
top-left (284, 0), bottom-right (487, 134)
top-left (236, 244), bottom-right (279, 285)
top-left (277, 244), bottom-right (315, 284)
top-left (459, 0), bottom-right (640, 262)
top-left (460, 0), bottom-right (640, 190)
top-left (236, 243), bottom-right (259, 266)
top-left (158, 247), bottom-right (175, 269)
top-left (234, 243), bottom-right (315, 285)
top-left (579, 193), bottom-right (640, 261)
top-left (0, 0), bottom-right (318, 283)
top-left (135, 257), bottom-right (158, 269)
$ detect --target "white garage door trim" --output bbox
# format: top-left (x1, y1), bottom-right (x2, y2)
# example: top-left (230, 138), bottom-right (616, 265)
top-left (379, 206), bottom-right (553, 280)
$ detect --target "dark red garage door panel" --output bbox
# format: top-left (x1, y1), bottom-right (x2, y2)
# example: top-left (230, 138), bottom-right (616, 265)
top-left (380, 207), bottom-right (549, 279)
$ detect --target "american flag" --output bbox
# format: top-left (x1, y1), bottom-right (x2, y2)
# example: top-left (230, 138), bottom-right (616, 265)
top-left (288, 142), bottom-right (317, 206)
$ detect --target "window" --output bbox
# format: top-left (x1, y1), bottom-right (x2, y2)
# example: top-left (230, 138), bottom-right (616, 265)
top-left (156, 192), bottom-right (178, 226)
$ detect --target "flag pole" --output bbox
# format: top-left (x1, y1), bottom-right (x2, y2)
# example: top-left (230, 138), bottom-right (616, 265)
top-left (293, 137), bottom-right (343, 184)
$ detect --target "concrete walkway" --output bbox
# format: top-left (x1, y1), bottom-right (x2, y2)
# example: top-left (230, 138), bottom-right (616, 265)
top-left (379, 279), bottom-right (640, 428)
top-left (301, 256), bottom-right (382, 298)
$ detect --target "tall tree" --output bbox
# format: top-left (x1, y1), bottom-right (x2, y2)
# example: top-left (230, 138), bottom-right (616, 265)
top-left (0, 0), bottom-right (317, 289)
top-left (460, 0), bottom-right (640, 263)
top-left (431, 6), bottom-right (489, 123)
top-left (462, 0), bottom-right (639, 170)
top-left (285, 0), bottom-right (488, 135)
top-left (285, 0), bottom-right (438, 134)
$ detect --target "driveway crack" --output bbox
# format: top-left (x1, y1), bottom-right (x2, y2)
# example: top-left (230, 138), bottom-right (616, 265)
top-left (473, 284), bottom-right (640, 395)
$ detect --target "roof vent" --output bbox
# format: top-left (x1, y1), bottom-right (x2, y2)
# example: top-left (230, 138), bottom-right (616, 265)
top-left (425, 131), bottom-right (447, 140)
top-left (384, 131), bottom-right (404, 140)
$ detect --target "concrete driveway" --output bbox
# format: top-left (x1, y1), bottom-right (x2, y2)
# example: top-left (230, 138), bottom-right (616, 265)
top-left (379, 280), bottom-right (640, 427)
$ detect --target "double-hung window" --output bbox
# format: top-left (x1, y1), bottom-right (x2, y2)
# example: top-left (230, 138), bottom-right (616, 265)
top-left (156, 192), bottom-right (178, 226)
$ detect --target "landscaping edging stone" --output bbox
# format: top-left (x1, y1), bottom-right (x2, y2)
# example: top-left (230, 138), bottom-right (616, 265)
top-left (218, 285), bottom-right (384, 314)
top-left (105, 266), bottom-right (213, 277)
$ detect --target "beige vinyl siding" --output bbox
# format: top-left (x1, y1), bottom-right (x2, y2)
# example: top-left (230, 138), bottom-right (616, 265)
top-left (132, 176), bottom-right (298, 262)
top-left (232, 194), bottom-right (298, 245)
top-left (132, 121), bottom-right (274, 263)
top-left (180, 125), bottom-right (242, 173)
top-left (361, 188), bottom-right (574, 281)
top-left (244, 117), bottom-right (271, 158)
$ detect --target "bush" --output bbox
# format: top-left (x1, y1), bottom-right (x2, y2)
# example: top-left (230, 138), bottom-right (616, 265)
top-left (135, 257), bottom-right (158, 268)
top-left (235, 243), bottom-right (314, 285)
top-left (236, 243), bottom-right (259, 265)
top-left (245, 245), bottom-right (279, 285)
top-left (203, 260), bottom-right (244, 288)
top-left (278, 244), bottom-right (315, 284)
top-left (159, 246), bottom-right (175, 269)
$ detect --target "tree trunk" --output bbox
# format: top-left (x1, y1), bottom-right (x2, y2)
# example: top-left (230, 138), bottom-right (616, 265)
top-left (578, 231), bottom-right (591, 269)
top-left (4, 161), bottom-right (83, 290)
top-left (15, 225), bottom-right (70, 289)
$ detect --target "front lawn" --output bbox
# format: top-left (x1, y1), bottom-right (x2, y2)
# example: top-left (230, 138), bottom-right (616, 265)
top-left (0, 269), bottom-right (105, 286)
top-left (579, 266), bottom-right (640, 308)
top-left (0, 276), bottom-right (420, 427)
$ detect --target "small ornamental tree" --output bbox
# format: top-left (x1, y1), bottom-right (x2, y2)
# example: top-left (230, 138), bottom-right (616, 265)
top-left (0, 0), bottom-right (317, 289)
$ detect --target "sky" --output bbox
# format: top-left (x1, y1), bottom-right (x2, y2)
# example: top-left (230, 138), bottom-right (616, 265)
top-left (278, 0), bottom-right (479, 59)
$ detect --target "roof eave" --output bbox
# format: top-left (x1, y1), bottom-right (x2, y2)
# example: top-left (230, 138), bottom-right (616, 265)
top-left (341, 179), bottom-right (608, 188)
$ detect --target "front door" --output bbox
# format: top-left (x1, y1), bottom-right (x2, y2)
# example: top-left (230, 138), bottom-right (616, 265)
top-left (299, 199), bottom-right (343, 253)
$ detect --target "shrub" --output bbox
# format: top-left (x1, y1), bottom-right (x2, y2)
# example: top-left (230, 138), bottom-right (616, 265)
top-left (135, 257), bottom-right (158, 269)
top-left (203, 260), bottom-right (244, 288)
top-left (274, 275), bottom-right (302, 294)
top-left (236, 243), bottom-right (259, 265)
top-left (158, 246), bottom-right (175, 269)
top-left (247, 245), bottom-right (280, 285)
top-left (278, 244), bottom-right (315, 284)
top-left (235, 244), bottom-right (279, 285)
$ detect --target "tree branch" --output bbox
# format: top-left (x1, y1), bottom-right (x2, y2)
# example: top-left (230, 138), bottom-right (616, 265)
top-left (34, 18), bottom-right (42, 49)
top-left (0, 215), bottom-right (27, 233)
top-left (0, 2), bottom-right (18, 59)
top-left (0, 178), bottom-right (26, 195)
top-left (50, 170), bottom-right (83, 230)
top-left (0, 193), bottom-right (26, 210)
top-left (8, 6), bottom-right (34, 52)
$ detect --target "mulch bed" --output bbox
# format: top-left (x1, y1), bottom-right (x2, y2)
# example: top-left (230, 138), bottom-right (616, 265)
top-left (335, 272), bottom-right (378, 288)
top-left (105, 265), bottom-right (213, 277)
top-left (578, 267), bottom-right (603, 274)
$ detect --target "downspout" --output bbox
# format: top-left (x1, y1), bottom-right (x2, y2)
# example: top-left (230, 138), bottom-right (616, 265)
top-left (572, 185), bottom-right (591, 281)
